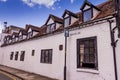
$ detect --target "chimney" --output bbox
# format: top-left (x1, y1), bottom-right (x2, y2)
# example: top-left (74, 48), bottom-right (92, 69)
top-left (2, 21), bottom-right (7, 33)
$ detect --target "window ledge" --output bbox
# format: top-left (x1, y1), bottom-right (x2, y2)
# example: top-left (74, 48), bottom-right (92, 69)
top-left (77, 68), bottom-right (99, 74)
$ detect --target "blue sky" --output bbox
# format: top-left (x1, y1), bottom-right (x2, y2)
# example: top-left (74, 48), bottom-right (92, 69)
top-left (0, 0), bottom-right (107, 29)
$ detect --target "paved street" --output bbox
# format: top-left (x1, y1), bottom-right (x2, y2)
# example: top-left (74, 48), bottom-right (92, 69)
top-left (0, 71), bottom-right (14, 80)
top-left (0, 65), bottom-right (57, 80)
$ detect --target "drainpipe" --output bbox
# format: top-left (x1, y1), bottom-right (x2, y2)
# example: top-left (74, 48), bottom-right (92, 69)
top-left (107, 19), bottom-right (118, 80)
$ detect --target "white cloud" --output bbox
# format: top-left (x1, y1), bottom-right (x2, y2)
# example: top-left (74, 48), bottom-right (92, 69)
top-left (70, 0), bottom-right (74, 3)
top-left (22, 0), bottom-right (58, 8)
top-left (0, 0), bottom-right (7, 2)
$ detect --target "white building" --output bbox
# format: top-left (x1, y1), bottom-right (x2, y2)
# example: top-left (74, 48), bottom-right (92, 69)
top-left (0, 0), bottom-right (120, 80)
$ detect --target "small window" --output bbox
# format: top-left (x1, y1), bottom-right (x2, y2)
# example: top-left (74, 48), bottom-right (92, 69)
top-left (4, 38), bottom-right (7, 44)
top-left (27, 32), bottom-right (33, 39)
top-left (64, 17), bottom-right (70, 28)
top-left (12, 37), bottom-right (16, 42)
top-left (51, 24), bottom-right (55, 32)
top-left (15, 51), bottom-right (19, 61)
top-left (20, 51), bottom-right (25, 61)
top-left (77, 37), bottom-right (97, 69)
top-left (32, 50), bottom-right (35, 56)
top-left (47, 23), bottom-right (55, 33)
top-left (83, 9), bottom-right (92, 22)
top-left (10, 52), bottom-right (14, 60)
top-left (19, 35), bottom-right (23, 41)
top-left (40, 49), bottom-right (52, 64)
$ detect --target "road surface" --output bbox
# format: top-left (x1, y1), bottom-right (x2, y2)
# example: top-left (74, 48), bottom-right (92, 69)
top-left (0, 71), bottom-right (15, 80)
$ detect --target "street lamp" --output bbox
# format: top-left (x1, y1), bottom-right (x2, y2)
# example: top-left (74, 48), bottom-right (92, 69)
top-left (64, 27), bottom-right (69, 80)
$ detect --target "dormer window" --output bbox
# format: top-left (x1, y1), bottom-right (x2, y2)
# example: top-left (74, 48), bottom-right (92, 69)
top-left (62, 10), bottom-right (78, 28)
top-left (64, 17), bottom-right (70, 28)
top-left (12, 36), bottom-right (16, 42)
top-left (27, 31), bottom-right (33, 39)
top-left (83, 9), bottom-right (92, 22)
top-left (19, 35), bottom-right (23, 41)
top-left (47, 23), bottom-right (56, 33)
top-left (46, 14), bottom-right (63, 33)
top-left (81, 0), bottom-right (100, 22)
top-left (4, 37), bottom-right (7, 44)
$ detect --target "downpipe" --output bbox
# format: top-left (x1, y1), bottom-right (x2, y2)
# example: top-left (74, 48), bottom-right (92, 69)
top-left (107, 19), bottom-right (118, 80)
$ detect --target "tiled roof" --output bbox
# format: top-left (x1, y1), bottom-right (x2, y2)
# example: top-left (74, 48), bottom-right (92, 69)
top-left (19, 29), bottom-right (27, 35)
top-left (12, 32), bottom-right (19, 37)
top-left (26, 24), bottom-right (40, 32)
top-left (80, 0), bottom-right (100, 10)
top-left (1, 0), bottom-right (115, 47)
top-left (62, 9), bottom-right (79, 18)
top-left (95, 0), bottom-right (115, 19)
top-left (5, 35), bottom-right (12, 39)
top-left (45, 14), bottom-right (63, 25)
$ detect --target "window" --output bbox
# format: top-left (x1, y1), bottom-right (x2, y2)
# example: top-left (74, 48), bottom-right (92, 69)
top-left (4, 38), bottom-right (7, 44)
top-left (10, 52), bottom-right (14, 60)
top-left (77, 37), bottom-right (97, 69)
top-left (15, 51), bottom-right (19, 61)
top-left (83, 9), bottom-right (92, 22)
top-left (27, 32), bottom-right (33, 39)
top-left (32, 50), bottom-right (35, 56)
top-left (20, 51), bottom-right (25, 61)
top-left (64, 17), bottom-right (70, 28)
top-left (12, 36), bottom-right (16, 42)
top-left (41, 49), bottom-right (52, 64)
top-left (47, 23), bottom-right (56, 33)
top-left (19, 35), bottom-right (23, 41)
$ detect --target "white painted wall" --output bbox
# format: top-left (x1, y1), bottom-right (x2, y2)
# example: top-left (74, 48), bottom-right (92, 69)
top-left (1, 33), bottom-right (65, 80)
top-left (56, 23), bottom-right (62, 29)
top-left (83, 5), bottom-right (90, 10)
top-left (71, 16), bottom-right (78, 25)
top-left (47, 18), bottom-right (54, 25)
top-left (67, 21), bottom-right (115, 80)
top-left (0, 19), bottom-right (119, 80)
top-left (33, 31), bottom-right (38, 36)
top-left (64, 14), bottom-right (69, 18)
top-left (93, 8), bottom-right (99, 19)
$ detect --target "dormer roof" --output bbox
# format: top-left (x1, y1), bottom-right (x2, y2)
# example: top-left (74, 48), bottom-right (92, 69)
top-left (80, 0), bottom-right (100, 11)
top-left (62, 9), bottom-right (79, 18)
top-left (12, 32), bottom-right (19, 37)
top-left (19, 29), bottom-right (27, 35)
top-left (26, 24), bottom-right (40, 32)
top-left (5, 35), bottom-right (12, 40)
top-left (45, 14), bottom-right (63, 25)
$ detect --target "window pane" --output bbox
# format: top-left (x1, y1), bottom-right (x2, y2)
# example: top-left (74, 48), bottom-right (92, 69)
top-left (84, 9), bottom-right (92, 22)
top-left (10, 52), bottom-right (14, 60)
top-left (77, 37), bottom-right (97, 69)
top-left (47, 25), bottom-right (51, 33)
top-left (64, 17), bottom-right (70, 27)
top-left (51, 24), bottom-right (55, 32)
top-left (40, 49), bottom-right (52, 64)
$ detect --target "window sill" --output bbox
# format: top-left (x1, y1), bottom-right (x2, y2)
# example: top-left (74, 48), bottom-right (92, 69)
top-left (77, 68), bottom-right (99, 74)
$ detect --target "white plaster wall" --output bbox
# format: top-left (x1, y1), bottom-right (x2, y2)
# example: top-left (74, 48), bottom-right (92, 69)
top-left (23, 35), bottom-right (26, 39)
top-left (0, 20), bottom-right (118, 80)
top-left (83, 5), bottom-right (90, 10)
top-left (93, 8), bottom-right (99, 19)
top-left (67, 21), bottom-right (116, 80)
top-left (1, 33), bottom-right (65, 80)
top-left (0, 33), bottom-right (7, 46)
top-left (64, 14), bottom-right (69, 18)
top-left (71, 16), bottom-right (78, 25)
top-left (116, 37), bottom-right (120, 80)
top-left (56, 23), bottom-right (61, 29)
top-left (33, 31), bottom-right (38, 36)
top-left (114, 27), bottom-right (120, 80)
top-left (47, 18), bottom-right (54, 25)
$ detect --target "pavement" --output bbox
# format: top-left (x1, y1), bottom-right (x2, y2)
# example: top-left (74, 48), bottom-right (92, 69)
top-left (0, 65), bottom-right (58, 80)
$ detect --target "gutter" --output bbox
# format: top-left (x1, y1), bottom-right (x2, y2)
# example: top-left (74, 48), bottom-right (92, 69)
top-left (107, 19), bottom-right (118, 80)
